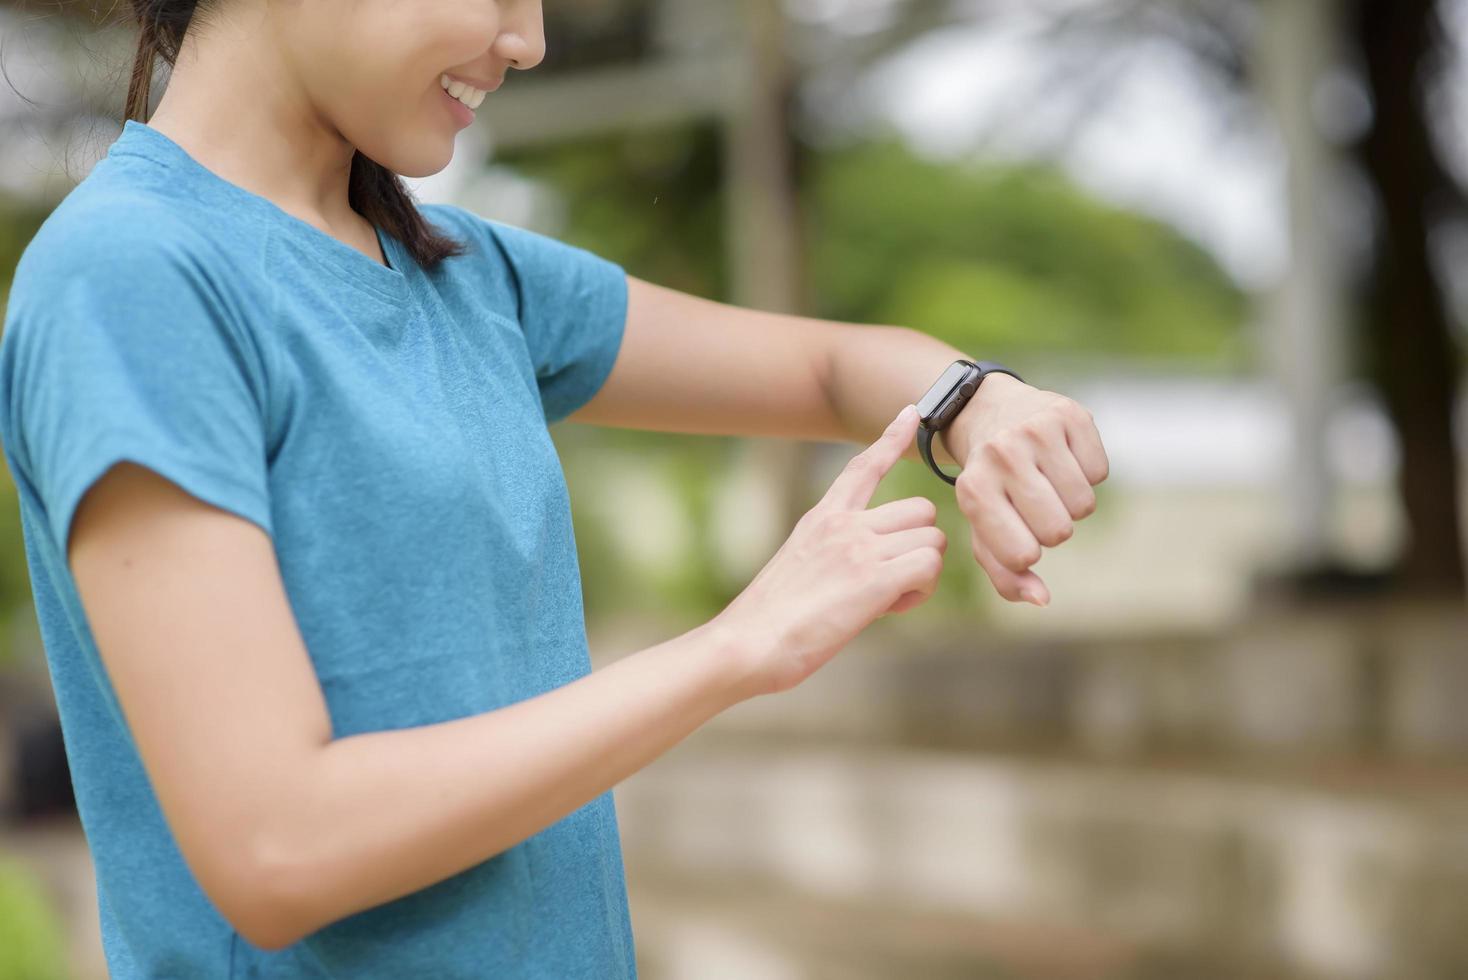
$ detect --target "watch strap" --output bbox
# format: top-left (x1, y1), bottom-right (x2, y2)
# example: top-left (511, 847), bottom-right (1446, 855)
top-left (970, 360), bottom-right (1024, 385)
top-left (917, 424), bottom-right (959, 485)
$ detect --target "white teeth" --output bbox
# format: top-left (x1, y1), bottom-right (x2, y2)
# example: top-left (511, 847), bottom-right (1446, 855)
top-left (439, 73), bottom-right (486, 110)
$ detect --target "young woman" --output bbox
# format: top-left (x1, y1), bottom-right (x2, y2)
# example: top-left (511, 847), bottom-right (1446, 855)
top-left (0, 0), bottom-right (1108, 975)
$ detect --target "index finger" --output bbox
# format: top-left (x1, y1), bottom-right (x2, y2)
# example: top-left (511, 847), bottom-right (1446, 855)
top-left (819, 404), bottom-right (922, 512)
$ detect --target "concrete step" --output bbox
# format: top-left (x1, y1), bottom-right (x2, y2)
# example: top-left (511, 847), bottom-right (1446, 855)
top-left (614, 738), bottom-right (1468, 980)
top-left (625, 861), bottom-right (1330, 980)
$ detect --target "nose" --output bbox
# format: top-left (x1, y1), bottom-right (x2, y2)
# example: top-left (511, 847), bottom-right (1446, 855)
top-left (496, 3), bottom-right (546, 71)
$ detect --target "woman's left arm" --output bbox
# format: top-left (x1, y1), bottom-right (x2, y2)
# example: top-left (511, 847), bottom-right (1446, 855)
top-left (568, 274), bottom-right (1109, 607)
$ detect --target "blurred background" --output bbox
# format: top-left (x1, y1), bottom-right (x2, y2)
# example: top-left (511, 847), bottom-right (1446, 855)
top-left (3, 0), bottom-right (1468, 976)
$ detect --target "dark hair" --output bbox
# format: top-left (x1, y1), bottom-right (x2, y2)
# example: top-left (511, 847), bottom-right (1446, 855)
top-left (125, 0), bottom-right (468, 270)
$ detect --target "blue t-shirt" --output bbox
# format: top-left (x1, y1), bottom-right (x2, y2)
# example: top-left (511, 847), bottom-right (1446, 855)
top-left (0, 119), bottom-right (636, 978)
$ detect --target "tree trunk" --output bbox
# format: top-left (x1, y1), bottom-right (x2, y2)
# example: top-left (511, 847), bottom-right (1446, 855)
top-left (1350, 0), bottom-right (1466, 596)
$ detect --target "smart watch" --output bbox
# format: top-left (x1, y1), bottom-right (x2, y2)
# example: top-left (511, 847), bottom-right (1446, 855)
top-left (915, 359), bottom-right (1024, 485)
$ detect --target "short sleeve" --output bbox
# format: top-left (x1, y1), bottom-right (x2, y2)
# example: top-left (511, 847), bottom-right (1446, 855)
top-left (441, 207), bottom-right (629, 425)
top-left (0, 228), bottom-right (275, 559)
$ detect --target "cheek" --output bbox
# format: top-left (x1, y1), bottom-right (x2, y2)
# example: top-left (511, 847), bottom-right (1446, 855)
top-left (299, 0), bottom-right (497, 104)
top-left (390, 0), bottom-right (502, 67)
top-left (335, 45), bottom-right (459, 177)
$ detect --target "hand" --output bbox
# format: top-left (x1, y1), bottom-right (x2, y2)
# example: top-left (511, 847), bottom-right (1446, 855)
top-left (948, 373), bottom-right (1109, 607)
top-left (715, 404), bottom-right (945, 697)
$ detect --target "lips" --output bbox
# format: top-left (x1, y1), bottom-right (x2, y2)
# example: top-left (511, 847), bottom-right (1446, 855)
top-left (441, 85), bottom-right (476, 127)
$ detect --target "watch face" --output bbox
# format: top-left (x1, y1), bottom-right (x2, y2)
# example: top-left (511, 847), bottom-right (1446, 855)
top-left (916, 361), bottom-right (974, 421)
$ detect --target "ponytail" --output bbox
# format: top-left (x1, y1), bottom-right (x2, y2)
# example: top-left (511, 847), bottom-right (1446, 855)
top-left (124, 0), bottom-right (468, 270)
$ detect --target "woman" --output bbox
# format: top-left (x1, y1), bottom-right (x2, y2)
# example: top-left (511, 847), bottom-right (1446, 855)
top-left (0, 0), bottom-right (1108, 976)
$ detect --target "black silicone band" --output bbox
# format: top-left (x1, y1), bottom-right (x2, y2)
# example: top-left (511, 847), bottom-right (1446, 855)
top-left (917, 424), bottom-right (959, 485)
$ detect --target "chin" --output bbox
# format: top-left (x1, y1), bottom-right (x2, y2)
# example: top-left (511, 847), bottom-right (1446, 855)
top-left (396, 156), bottom-right (453, 180)
top-left (364, 140), bottom-right (454, 181)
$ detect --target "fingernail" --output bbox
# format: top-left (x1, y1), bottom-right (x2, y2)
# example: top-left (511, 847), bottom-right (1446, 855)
top-left (900, 404), bottom-right (916, 421)
top-left (1021, 588), bottom-right (1047, 607)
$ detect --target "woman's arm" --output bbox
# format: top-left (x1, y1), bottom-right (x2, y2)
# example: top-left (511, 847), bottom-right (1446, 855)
top-left (67, 461), bottom-right (758, 952)
top-left (270, 611), bottom-right (745, 949)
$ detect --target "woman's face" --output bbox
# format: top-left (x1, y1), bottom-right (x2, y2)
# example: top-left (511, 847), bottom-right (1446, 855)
top-left (274, 0), bottom-right (545, 177)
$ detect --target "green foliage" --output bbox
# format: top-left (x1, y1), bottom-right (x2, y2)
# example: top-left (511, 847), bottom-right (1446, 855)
top-left (557, 427), bottom-right (737, 626)
top-left (807, 139), bottom-right (1248, 367)
top-left (0, 855), bottom-right (69, 980)
top-left (0, 474), bottom-right (30, 670)
top-left (499, 129), bottom-right (1247, 370)
top-left (497, 124), bottom-right (729, 302)
top-left (0, 195), bottom-right (48, 318)
top-left (0, 198), bottom-right (44, 668)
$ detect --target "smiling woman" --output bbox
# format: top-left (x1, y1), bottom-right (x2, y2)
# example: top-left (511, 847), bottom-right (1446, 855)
top-left (0, 0), bottom-right (693, 976)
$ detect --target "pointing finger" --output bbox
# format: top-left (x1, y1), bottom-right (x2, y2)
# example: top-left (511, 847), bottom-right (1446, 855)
top-left (821, 404), bottom-right (921, 512)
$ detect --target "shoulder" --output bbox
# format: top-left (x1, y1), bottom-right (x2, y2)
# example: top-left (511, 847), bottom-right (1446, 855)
top-left (16, 144), bottom-right (275, 283)
top-left (7, 179), bottom-right (272, 331)
top-left (1, 179), bottom-right (279, 408)
top-left (20, 189), bottom-right (194, 275)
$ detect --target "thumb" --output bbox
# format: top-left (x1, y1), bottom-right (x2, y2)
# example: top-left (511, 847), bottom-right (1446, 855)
top-left (822, 404), bottom-right (921, 511)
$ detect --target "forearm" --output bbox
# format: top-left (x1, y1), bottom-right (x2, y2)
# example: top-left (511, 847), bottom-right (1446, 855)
top-left (253, 619), bottom-right (751, 947)
top-left (823, 324), bottom-right (1008, 468)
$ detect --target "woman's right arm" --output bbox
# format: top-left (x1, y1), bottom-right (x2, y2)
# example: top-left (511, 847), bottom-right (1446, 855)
top-left (66, 406), bottom-right (939, 951)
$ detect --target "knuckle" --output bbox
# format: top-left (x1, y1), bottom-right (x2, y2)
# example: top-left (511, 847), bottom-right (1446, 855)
top-left (1073, 490), bottom-right (1098, 519)
top-left (953, 475), bottom-right (977, 511)
top-left (1041, 522), bottom-right (1074, 546)
top-left (845, 451), bottom-right (874, 476)
top-left (1003, 543), bottom-right (1041, 570)
top-left (981, 439), bottom-right (1013, 469)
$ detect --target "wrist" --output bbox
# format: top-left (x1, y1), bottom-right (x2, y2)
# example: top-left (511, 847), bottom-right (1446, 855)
top-left (697, 614), bottom-right (770, 705)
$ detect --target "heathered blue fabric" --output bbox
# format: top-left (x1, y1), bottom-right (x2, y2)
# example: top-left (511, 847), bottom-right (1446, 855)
top-left (0, 119), bottom-right (635, 978)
